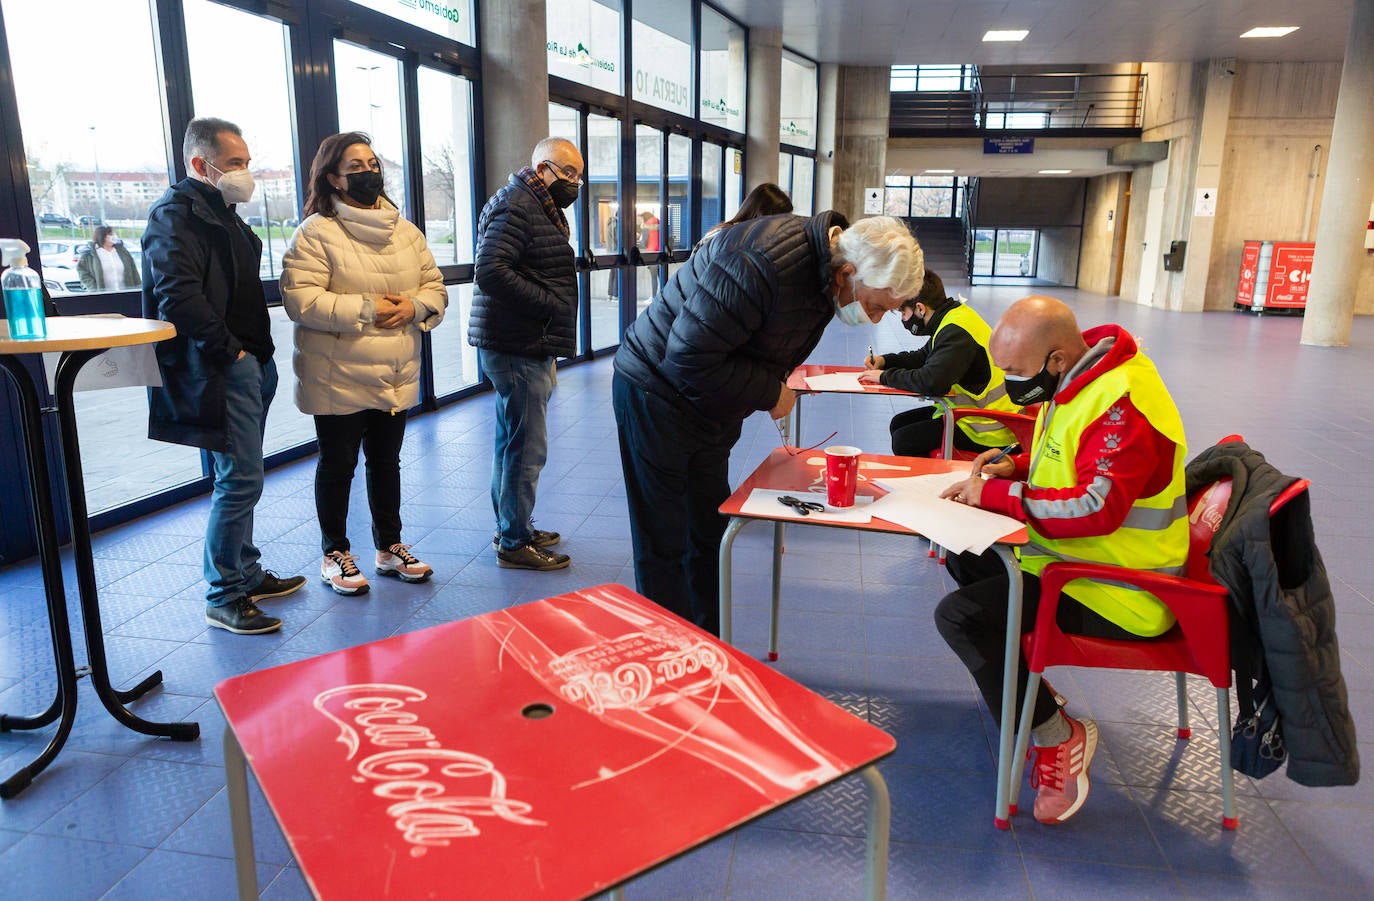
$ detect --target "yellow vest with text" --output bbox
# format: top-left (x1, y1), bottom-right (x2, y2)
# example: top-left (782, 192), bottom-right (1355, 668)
top-left (1018, 352), bottom-right (1188, 637)
top-left (930, 303), bottom-right (1021, 448)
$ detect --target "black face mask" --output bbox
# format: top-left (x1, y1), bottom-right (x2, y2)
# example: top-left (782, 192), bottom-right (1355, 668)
top-left (342, 170), bottom-right (384, 206)
top-left (905, 307), bottom-right (932, 337)
top-left (547, 177), bottom-right (580, 209)
top-left (1003, 353), bottom-right (1060, 406)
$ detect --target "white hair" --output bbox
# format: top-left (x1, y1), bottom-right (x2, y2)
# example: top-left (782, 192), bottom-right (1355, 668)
top-left (832, 216), bottom-right (924, 298)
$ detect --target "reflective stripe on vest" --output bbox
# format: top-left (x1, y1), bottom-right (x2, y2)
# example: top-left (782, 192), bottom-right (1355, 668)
top-left (930, 303), bottom-right (1022, 448)
top-left (1017, 350), bottom-right (1188, 637)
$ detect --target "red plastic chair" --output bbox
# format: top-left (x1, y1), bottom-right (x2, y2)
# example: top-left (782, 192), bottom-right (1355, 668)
top-left (1005, 437), bottom-right (1310, 831)
top-left (928, 407), bottom-right (1039, 463)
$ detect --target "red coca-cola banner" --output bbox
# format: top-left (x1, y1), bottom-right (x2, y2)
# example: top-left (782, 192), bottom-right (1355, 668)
top-left (1236, 241), bottom-right (1263, 308)
top-left (1265, 242), bottom-right (1314, 310)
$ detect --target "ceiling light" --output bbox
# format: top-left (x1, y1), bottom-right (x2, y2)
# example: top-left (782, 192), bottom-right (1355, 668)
top-left (983, 29), bottom-right (1029, 42)
top-left (924, 169), bottom-right (955, 174)
top-left (1240, 26), bottom-right (1299, 38)
top-left (1039, 169), bottom-right (1071, 174)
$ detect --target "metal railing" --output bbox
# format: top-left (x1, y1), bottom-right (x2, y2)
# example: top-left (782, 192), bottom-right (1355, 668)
top-left (890, 69), bottom-right (1146, 135)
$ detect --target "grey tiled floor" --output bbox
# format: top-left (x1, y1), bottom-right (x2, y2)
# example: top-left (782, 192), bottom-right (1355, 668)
top-left (2, 282), bottom-right (1372, 898)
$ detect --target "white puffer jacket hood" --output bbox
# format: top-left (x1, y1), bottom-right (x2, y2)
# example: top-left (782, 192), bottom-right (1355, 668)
top-left (280, 198), bottom-right (446, 415)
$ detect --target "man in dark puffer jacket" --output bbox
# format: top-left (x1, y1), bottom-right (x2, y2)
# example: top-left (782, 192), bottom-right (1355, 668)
top-left (614, 213), bottom-right (925, 634)
top-left (470, 138), bottom-right (581, 572)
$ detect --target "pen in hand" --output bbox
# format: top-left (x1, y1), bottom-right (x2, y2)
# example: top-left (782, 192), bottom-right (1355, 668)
top-left (975, 444), bottom-right (1017, 474)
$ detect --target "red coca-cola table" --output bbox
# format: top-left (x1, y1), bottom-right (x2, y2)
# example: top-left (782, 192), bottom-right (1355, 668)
top-left (786, 364), bottom-right (954, 458)
top-left (215, 584), bottom-right (896, 899)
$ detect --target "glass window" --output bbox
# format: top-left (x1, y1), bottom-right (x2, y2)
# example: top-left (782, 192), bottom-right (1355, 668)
top-left (890, 65), bottom-right (969, 92)
top-left (632, 1), bottom-right (692, 117)
top-left (635, 124), bottom-right (663, 251)
top-left (911, 175), bottom-right (955, 217)
top-left (884, 177), bottom-right (912, 217)
top-left (724, 148), bottom-right (744, 218)
top-left (987, 111), bottom-right (1050, 129)
top-left (667, 133), bottom-right (690, 253)
top-left (6, 0), bottom-right (169, 299)
top-left (588, 113), bottom-right (622, 256)
top-left (334, 41), bottom-right (409, 219)
top-left (972, 228), bottom-right (995, 276)
top-left (779, 51), bottom-right (817, 150)
top-left (547, 0), bottom-right (622, 94)
top-left (701, 142), bottom-right (724, 238)
top-left (418, 68), bottom-right (476, 266)
top-left (792, 157), bottom-right (814, 215)
top-left (778, 151), bottom-right (792, 196)
top-left (431, 283), bottom-right (480, 396)
top-left (186, 0), bottom-right (300, 282)
top-left (699, 6), bottom-right (746, 133)
top-left (589, 268), bottom-right (620, 352)
top-left (264, 306), bottom-right (321, 455)
top-left (344, 0), bottom-right (474, 46)
top-left (72, 385), bottom-right (204, 515)
top-left (548, 103), bottom-right (584, 258)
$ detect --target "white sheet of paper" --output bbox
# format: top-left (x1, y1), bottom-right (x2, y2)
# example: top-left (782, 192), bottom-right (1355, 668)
top-left (41, 314), bottom-right (163, 394)
top-left (869, 473), bottom-right (1023, 554)
top-left (803, 372), bottom-right (867, 392)
top-left (738, 488), bottom-right (875, 524)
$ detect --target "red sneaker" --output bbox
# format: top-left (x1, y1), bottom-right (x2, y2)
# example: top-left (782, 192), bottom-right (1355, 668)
top-left (1031, 715), bottom-right (1098, 824)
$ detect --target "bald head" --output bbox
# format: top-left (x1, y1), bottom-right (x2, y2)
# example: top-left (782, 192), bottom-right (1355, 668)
top-left (989, 295), bottom-right (1089, 379)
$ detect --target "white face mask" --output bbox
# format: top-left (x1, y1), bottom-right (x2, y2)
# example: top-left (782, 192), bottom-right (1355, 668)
top-left (206, 161), bottom-right (255, 205)
top-left (834, 278), bottom-right (871, 327)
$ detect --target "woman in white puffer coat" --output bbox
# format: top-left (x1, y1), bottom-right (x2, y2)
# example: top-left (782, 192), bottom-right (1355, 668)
top-left (281, 132), bottom-right (446, 596)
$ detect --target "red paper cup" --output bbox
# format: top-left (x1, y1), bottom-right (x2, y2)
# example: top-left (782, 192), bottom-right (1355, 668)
top-left (824, 445), bottom-right (862, 508)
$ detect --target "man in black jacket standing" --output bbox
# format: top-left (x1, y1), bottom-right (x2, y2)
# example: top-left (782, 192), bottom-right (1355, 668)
top-left (613, 213), bottom-right (925, 634)
top-left (470, 138), bottom-right (582, 571)
top-left (143, 118), bottom-right (304, 636)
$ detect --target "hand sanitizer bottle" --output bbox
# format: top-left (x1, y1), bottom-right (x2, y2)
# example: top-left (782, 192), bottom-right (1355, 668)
top-left (2, 239), bottom-right (47, 340)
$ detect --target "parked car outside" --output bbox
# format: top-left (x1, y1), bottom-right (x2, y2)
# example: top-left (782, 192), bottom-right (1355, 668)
top-left (77, 215), bottom-right (103, 226)
top-left (38, 240), bottom-right (89, 270)
top-left (38, 212), bottom-right (73, 228)
top-left (41, 266), bottom-right (85, 296)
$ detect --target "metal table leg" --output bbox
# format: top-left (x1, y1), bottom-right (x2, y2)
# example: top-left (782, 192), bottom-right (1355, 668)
top-left (223, 727), bottom-right (258, 900)
top-left (53, 351), bottom-right (199, 741)
top-left (993, 545), bottom-right (1024, 829)
top-left (858, 765), bottom-right (891, 901)
top-left (767, 521), bottom-right (785, 661)
top-left (0, 355), bottom-right (81, 799)
top-left (718, 517), bottom-right (746, 644)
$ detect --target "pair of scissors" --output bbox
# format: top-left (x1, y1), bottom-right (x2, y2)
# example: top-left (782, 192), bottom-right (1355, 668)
top-left (777, 495), bottom-right (825, 516)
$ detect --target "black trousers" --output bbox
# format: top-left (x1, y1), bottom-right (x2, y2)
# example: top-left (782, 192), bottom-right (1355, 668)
top-left (314, 410), bottom-right (407, 555)
top-left (889, 406), bottom-right (985, 457)
top-left (935, 548), bottom-right (1141, 731)
top-left (612, 372), bottom-right (741, 636)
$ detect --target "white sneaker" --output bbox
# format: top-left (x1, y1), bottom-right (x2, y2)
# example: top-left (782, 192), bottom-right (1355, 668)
top-left (376, 544), bottom-right (433, 583)
top-left (321, 550), bottom-right (369, 595)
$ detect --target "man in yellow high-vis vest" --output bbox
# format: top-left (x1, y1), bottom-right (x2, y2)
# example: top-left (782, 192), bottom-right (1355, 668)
top-left (860, 269), bottom-right (1023, 457)
top-left (934, 296), bottom-right (1188, 825)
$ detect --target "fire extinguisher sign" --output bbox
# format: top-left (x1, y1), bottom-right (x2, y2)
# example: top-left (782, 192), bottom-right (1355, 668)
top-left (1265, 242), bottom-right (1314, 310)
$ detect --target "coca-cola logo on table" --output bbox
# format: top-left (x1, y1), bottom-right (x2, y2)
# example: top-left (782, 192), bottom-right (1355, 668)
top-left (552, 635), bottom-right (728, 714)
top-left (313, 684), bottom-right (545, 855)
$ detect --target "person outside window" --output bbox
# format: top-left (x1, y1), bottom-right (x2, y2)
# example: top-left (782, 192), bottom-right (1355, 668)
top-left (281, 132), bottom-right (446, 596)
top-left (78, 225), bottom-right (139, 291)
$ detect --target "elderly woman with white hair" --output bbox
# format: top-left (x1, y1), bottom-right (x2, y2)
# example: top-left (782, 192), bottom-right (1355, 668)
top-left (612, 212), bottom-right (925, 634)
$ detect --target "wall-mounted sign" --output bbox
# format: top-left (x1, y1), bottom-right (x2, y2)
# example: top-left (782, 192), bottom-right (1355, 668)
top-left (1195, 188), bottom-right (1217, 218)
top-left (983, 137), bottom-right (1034, 155)
top-left (863, 187), bottom-right (882, 215)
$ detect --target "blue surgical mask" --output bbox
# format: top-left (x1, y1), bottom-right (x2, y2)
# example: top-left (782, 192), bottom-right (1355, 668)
top-left (834, 280), bottom-right (870, 327)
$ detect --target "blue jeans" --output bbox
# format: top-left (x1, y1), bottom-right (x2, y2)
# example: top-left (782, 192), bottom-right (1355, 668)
top-left (482, 349), bottom-right (553, 551)
top-left (204, 354), bottom-right (277, 607)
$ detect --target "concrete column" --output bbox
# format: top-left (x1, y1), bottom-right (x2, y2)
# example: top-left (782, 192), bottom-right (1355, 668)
top-left (479, 0), bottom-right (550, 196)
top-left (1303, 0), bottom-right (1374, 346)
top-left (745, 27), bottom-right (782, 189)
top-left (831, 66), bottom-right (891, 221)
top-left (813, 63), bottom-right (839, 212)
top-left (1172, 59), bottom-right (1234, 312)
